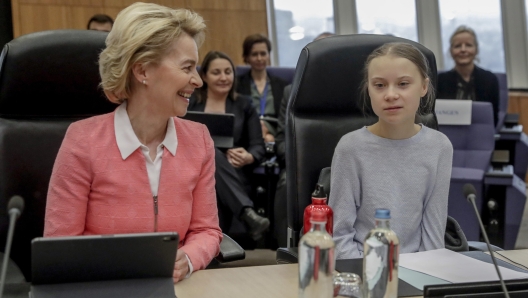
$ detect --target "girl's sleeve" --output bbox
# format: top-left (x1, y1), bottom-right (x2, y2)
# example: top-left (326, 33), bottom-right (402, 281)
top-left (420, 137), bottom-right (453, 251)
top-left (329, 138), bottom-right (363, 259)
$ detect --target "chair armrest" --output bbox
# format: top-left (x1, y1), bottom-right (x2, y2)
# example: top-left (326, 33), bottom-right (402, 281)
top-left (504, 113), bottom-right (520, 127)
top-left (492, 150), bottom-right (510, 165)
top-left (468, 241), bottom-right (504, 252)
top-left (214, 233), bottom-right (245, 263)
top-left (276, 247), bottom-right (299, 264)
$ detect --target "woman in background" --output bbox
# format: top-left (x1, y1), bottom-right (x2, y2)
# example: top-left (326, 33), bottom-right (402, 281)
top-left (44, 2), bottom-right (222, 282)
top-left (236, 34), bottom-right (287, 142)
top-left (437, 25), bottom-right (499, 125)
top-left (189, 51), bottom-right (269, 241)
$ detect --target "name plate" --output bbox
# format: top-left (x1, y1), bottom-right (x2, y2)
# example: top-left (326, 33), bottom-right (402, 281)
top-left (435, 99), bottom-right (472, 125)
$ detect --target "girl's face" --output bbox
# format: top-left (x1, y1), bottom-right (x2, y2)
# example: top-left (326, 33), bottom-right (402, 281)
top-left (450, 32), bottom-right (477, 67)
top-left (367, 55), bottom-right (429, 127)
top-left (202, 58), bottom-right (234, 96)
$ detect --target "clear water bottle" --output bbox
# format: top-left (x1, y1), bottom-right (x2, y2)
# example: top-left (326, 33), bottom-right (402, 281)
top-left (363, 209), bottom-right (399, 298)
top-left (299, 210), bottom-right (335, 298)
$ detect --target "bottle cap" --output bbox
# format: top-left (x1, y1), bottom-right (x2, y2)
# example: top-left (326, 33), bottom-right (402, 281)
top-left (374, 209), bottom-right (390, 219)
top-left (312, 184), bottom-right (326, 198)
top-left (310, 210), bottom-right (327, 222)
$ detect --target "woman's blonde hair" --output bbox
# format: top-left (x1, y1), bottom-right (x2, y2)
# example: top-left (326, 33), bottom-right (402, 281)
top-left (99, 2), bottom-right (206, 103)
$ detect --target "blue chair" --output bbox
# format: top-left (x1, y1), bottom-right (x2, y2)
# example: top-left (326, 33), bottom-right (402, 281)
top-left (438, 102), bottom-right (495, 241)
top-left (235, 66), bottom-right (295, 85)
top-left (495, 73), bottom-right (508, 132)
top-left (494, 72), bottom-right (528, 185)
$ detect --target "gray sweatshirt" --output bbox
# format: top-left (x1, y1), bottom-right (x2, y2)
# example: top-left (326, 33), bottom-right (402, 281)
top-left (329, 125), bottom-right (453, 259)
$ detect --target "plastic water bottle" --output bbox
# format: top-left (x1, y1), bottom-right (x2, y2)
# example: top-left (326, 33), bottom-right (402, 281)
top-left (298, 210), bottom-right (335, 298)
top-left (363, 209), bottom-right (399, 298)
top-left (303, 184), bottom-right (333, 236)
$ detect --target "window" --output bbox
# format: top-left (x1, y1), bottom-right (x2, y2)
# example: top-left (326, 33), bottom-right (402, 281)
top-left (356, 0), bottom-right (418, 41)
top-left (439, 0), bottom-right (505, 72)
top-left (272, 0), bottom-right (334, 67)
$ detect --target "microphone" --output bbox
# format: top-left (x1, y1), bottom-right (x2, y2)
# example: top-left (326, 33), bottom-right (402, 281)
top-left (0, 196), bottom-right (25, 298)
top-left (463, 184), bottom-right (510, 298)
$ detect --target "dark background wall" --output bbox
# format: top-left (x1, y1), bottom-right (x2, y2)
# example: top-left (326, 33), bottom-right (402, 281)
top-left (0, 0), bottom-right (13, 49)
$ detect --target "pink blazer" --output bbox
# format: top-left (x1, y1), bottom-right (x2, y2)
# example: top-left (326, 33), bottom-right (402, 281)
top-left (44, 111), bottom-right (222, 271)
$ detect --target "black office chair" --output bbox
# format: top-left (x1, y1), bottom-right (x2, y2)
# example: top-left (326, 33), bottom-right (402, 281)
top-left (284, 34), bottom-right (438, 245)
top-left (0, 30), bottom-right (243, 281)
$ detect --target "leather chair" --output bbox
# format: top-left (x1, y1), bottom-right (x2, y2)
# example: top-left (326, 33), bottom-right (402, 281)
top-left (280, 34), bottom-right (439, 255)
top-left (0, 29), bottom-right (243, 281)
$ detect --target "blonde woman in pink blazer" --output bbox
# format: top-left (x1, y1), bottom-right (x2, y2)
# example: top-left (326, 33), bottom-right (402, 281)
top-left (43, 3), bottom-right (222, 283)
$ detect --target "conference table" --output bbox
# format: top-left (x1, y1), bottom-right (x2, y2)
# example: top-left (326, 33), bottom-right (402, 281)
top-left (174, 249), bottom-right (528, 298)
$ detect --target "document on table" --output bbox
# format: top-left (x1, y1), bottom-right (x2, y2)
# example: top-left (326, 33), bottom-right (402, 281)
top-left (399, 248), bottom-right (528, 283)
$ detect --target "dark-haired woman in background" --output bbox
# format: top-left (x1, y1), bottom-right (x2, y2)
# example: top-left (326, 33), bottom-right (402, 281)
top-left (437, 25), bottom-right (499, 125)
top-left (189, 51), bottom-right (269, 241)
top-left (236, 34), bottom-right (287, 142)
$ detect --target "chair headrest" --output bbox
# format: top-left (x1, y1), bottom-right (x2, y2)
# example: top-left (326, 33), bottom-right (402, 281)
top-left (0, 30), bottom-right (117, 119)
top-left (236, 66), bottom-right (296, 84)
top-left (289, 34), bottom-right (438, 116)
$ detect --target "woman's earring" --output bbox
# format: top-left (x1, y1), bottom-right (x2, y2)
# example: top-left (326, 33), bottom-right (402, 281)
top-left (142, 80), bottom-right (146, 85)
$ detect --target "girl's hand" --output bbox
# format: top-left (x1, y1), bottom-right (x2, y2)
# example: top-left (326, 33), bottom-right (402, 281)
top-left (173, 250), bottom-right (190, 283)
top-left (227, 148), bottom-right (255, 168)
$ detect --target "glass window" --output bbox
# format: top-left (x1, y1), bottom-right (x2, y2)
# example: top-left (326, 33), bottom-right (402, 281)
top-left (273, 0), bottom-right (334, 67)
top-left (356, 0), bottom-right (418, 41)
top-left (439, 0), bottom-right (505, 72)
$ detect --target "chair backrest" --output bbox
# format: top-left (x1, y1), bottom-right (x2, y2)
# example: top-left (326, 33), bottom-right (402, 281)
top-left (438, 101), bottom-right (495, 171)
top-left (235, 66), bottom-right (296, 85)
top-left (285, 34), bottom-right (438, 246)
top-left (0, 29), bottom-right (116, 280)
top-left (495, 73), bottom-right (508, 114)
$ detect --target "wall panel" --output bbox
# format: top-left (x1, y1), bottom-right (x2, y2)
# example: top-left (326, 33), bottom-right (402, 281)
top-left (198, 9), bottom-right (267, 65)
top-left (11, 0), bottom-right (268, 65)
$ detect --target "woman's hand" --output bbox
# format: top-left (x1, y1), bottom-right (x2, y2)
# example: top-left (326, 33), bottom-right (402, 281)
top-left (261, 120), bottom-right (275, 142)
top-left (226, 147), bottom-right (255, 168)
top-left (173, 250), bottom-right (190, 283)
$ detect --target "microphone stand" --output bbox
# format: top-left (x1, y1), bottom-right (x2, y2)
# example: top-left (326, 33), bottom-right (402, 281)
top-left (468, 194), bottom-right (510, 298)
top-left (0, 206), bottom-right (22, 298)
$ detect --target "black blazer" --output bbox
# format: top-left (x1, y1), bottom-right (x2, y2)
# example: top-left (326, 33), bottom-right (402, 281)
top-left (236, 71), bottom-right (288, 118)
top-left (188, 94), bottom-right (266, 166)
top-left (437, 65), bottom-right (499, 125)
top-left (274, 84), bottom-right (291, 169)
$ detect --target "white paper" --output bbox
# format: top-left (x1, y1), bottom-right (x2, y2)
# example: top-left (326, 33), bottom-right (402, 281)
top-left (399, 249), bottom-right (528, 283)
top-left (435, 99), bottom-right (472, 125)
